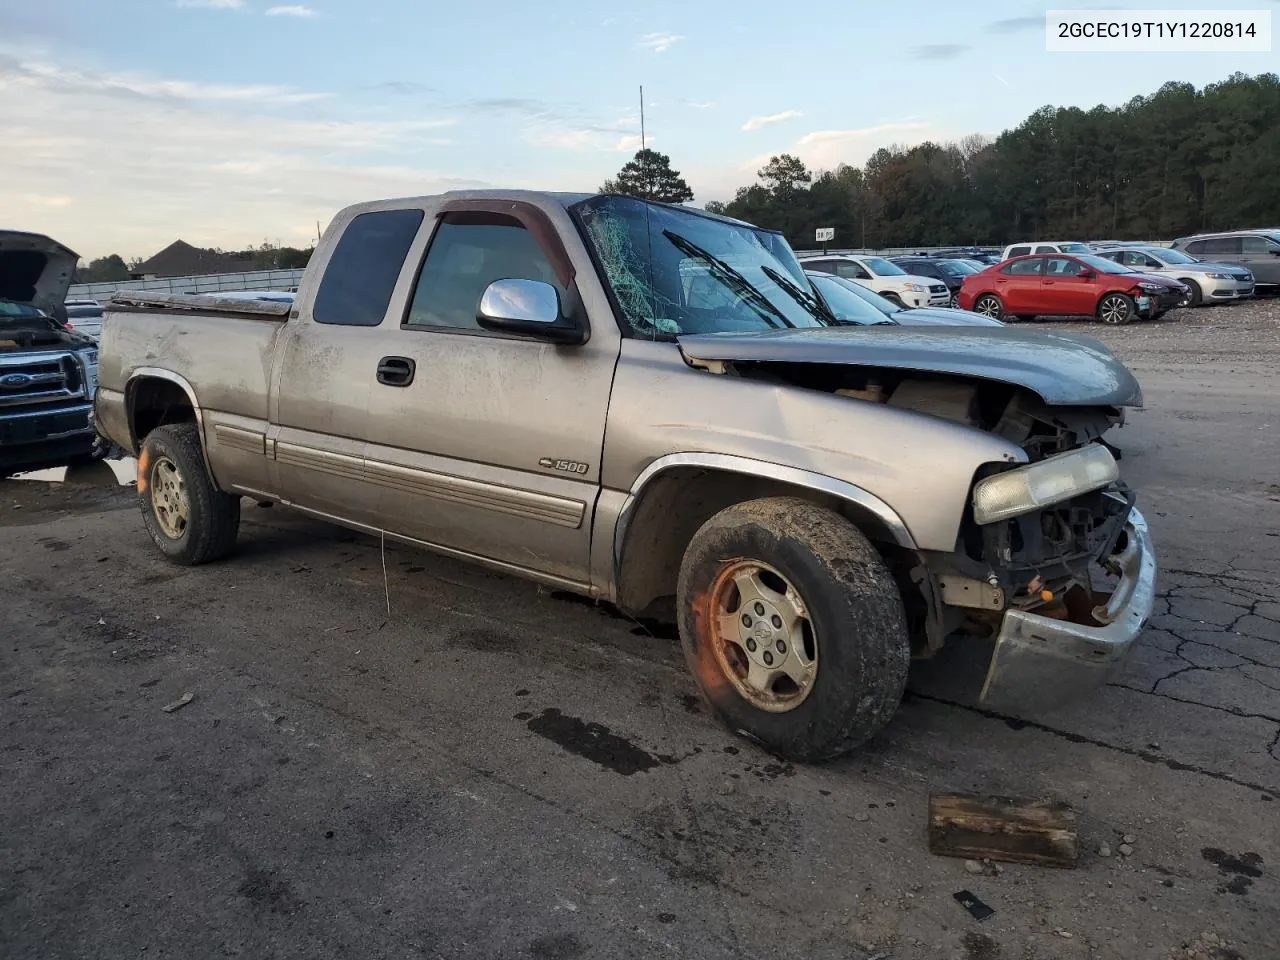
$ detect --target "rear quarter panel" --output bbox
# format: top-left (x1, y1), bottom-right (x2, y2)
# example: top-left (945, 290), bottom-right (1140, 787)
top-left (98, 308), bottom-right (286, 492)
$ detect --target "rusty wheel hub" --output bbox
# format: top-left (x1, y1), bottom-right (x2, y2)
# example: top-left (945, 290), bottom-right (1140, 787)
top-left (150, 455), bottom-right (190, 540)
top-left (707, 560), bottom-right (818, 713)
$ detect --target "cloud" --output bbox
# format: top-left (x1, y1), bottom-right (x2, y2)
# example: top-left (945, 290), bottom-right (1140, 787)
top-left (174, 0), bottom-right (243, 8)
top-left (638, 32), bottom-right (684, 53)
top-left (990, 15), bottom-right (1043, 32)
top-left (741, 109), bottom-right (802, 132)
top-left (735, 120), bottom-right (937, 179)
top-left (684, 100), bottom-right (716, 109)
top-left (1, 54), bottom-right (327, 105)
top-left (265, 4), bottom-right (317, 17)
top-left (910, 43), bottom-right (969, 60)
top-left (0, 57), bottom-right (470, 258)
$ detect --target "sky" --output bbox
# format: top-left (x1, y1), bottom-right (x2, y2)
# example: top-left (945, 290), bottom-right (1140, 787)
top-left (1, 0), bottom-right (1275, 260)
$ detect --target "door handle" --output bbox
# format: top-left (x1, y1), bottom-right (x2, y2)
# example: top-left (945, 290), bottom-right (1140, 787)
top-left (376, 356), bottom-right (415, 387)
top-left (1044, 280), bottom-right (1056, 285)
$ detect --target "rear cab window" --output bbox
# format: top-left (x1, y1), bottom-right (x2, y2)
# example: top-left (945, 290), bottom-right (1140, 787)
top-left (313, 208), bottom-right (425, 326)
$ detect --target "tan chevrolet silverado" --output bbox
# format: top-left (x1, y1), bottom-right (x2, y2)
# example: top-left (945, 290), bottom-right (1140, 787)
top-left (94, 191), bottom-right (1156, 761)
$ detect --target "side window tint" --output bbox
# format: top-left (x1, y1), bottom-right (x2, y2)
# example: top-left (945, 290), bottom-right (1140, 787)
top-left (1185, 240), bottom-right (1204, 256)
top-left (1203, 237), bottom-right (1242, 256)
top-left (1046, 257), bottom-right (1085, 276)
top-left (1003, 258), bottom-right (1043, 276)
top-left (313, 209), bottom-right (424, 326)
top-left (1033, 245), bottom-right (1056, 254)
top-left (835, 262), bottom-right (870, 280)
top-left (805, 260), bottom-right (836, 274)
top-left (1241, 236), bottom-right (1279, 254)
top-left (405, 214), bottom-right (563, 331)
top-left (1008, 246), bottom-right (1031, 258)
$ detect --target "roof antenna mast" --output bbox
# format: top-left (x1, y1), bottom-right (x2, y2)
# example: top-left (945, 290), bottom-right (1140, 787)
top-left (640, 85), bottom-right (645, 150)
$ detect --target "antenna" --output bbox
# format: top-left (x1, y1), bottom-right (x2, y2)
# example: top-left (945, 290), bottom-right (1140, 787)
top-left (640, 85), bottom-right (645, 150)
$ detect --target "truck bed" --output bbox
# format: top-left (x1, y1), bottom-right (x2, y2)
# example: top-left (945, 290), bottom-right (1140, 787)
top-left (97, 293), bottom-right (290, 454)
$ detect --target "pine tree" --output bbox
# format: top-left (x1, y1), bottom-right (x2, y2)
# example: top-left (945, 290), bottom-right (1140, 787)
top-left (600, 148), bottom-right (695, 204)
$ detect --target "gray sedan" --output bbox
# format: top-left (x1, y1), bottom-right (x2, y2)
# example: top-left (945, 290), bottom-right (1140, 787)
top-left (807, 271), bottom-right (1004, 326)
top-left (1095, 246), bottom-right (1254, 306)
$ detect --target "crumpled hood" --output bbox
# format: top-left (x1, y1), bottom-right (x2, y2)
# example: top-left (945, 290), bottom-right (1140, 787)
top-left (0, 230), bottom-right (79, 317)
top-left (678, 325), bottom-right (1143, 407)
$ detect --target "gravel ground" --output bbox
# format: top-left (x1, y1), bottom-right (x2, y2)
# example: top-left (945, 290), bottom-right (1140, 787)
top-left (2, 298), bottom-right (1277, 960)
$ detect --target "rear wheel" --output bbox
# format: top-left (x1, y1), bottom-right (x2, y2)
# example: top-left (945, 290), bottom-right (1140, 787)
top-left (138, 422), bottom-right (240, 565)
top-left (973, 294), bottom-right (1003, 319)
top-left (676, 497), bottom-right (909, 762)
top-left (1097, 292), bottom-right (1136, 325)
top-left (1179, 278), bottom-right (1203, 307)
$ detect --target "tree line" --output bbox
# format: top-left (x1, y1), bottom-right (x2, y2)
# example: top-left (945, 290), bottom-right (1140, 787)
top-left (600, 72), bottom-right (1280, 250)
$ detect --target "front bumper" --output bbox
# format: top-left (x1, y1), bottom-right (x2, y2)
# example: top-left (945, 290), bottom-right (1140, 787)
top-left (1200, 276), bottom-right (1254, 300)
top-left (978, 506), bottom-right (1156, 715)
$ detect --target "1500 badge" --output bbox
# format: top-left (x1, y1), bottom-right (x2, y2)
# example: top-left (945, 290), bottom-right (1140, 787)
top-left (539, 457), bottom-right (590, 475)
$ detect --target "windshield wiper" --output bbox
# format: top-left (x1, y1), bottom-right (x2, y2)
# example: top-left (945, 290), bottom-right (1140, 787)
top-left (662, 229), bottom-right (793, 329)
top-left (760, 265), bottom-right (837, 325)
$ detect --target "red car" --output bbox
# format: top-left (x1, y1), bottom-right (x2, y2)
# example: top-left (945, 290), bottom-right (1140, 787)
top-left (957, 253), bottom-right (1187, 325)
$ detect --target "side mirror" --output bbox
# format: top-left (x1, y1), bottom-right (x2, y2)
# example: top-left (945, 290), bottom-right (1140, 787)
top-left (1079, 269), bottom-right (1096, 279)
top-left (476, 279), bottom-right (584, 344)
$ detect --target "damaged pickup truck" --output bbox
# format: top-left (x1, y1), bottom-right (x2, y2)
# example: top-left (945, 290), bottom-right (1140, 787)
top-left (94, 192), bottom-right (1156, 761)
top-left (1, 230), bottom-right (102, 477)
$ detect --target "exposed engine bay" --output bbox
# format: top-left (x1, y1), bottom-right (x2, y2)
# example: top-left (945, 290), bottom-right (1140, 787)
top-left (717, 358), bottom-right (1135, 654)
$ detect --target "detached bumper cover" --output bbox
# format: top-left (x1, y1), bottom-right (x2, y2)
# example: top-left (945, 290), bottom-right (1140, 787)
top-left (979, 506), bottom-right (1156, 714)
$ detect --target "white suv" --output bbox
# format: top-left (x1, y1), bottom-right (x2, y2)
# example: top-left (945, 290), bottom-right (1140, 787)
top-left (1000, 241), bottom-right (1092, 260)
top-left (798, 254), bottom-right (950, 308)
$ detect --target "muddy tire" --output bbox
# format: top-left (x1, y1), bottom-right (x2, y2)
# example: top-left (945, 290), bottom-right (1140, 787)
top-left (973, 294), bottom-right (1003, 320)
top-left (676, 497), bottom-right (909, 762)
top-left (137, 422), bottom-right (240, 565)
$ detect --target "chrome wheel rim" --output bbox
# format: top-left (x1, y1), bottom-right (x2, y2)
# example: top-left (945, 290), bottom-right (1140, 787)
top-left (1100, 295), bottom-right (1130, 324)
top-left (151, 455), bottom-right (190, 539)
top-left (976, 296), bottom-right (1000, 318)
top-left (706, 560), bottom-right (818, 713)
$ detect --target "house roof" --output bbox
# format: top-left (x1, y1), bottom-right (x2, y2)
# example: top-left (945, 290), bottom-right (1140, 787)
top-left (132, 240), bottom-right (255, 278)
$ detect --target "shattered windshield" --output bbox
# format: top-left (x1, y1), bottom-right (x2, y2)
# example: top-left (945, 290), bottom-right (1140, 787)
top-left (570, 195), bottom-right (827, 338)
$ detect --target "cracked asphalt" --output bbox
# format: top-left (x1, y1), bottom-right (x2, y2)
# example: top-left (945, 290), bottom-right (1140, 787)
top-left (2, 301), bottom-right (1278, 960)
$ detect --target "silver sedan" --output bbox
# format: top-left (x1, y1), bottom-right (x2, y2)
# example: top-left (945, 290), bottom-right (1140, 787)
top-left (1096, 247), bottom-right (1254, 306)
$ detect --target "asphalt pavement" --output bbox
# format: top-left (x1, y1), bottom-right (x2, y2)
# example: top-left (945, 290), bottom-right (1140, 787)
top-left (2, 302), bottom-right (1277, 960)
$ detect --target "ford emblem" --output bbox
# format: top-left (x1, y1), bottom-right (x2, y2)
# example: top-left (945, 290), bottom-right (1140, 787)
top-left (0, 373), bottom-right (34, 389)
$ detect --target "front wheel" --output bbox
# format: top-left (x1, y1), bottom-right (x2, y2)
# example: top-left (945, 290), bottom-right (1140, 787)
top-left (138, 422), bottom-right (241, 565)
top-left (1179, 279), bottom-right (1203, 307)
top-left (973, 294), bottom-right (1003, 320)
top-left (883, 292), bottom-right (905, 308)
top-left (676, 497), bottom-right (909, 762)
top-left (1097, 292), bottom-right (1136, 325)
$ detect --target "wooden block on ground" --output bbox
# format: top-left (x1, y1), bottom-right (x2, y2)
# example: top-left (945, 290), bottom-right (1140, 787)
top-left (928, 792), bottom-right (1078, 868)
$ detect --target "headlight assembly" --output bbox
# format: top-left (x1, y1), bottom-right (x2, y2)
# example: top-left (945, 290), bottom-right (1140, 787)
top-left (972, 444), bottom-right (1119, 525)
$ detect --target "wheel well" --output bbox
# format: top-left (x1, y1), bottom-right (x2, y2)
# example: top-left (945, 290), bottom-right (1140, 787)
top-left (614, 467), bottom-right (908, 616)
top-left (127, 377), bottom-right (196, 450)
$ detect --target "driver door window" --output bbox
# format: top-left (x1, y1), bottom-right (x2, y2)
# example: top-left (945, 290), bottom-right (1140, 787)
top-left (405, 214), bottom-right (564, 332)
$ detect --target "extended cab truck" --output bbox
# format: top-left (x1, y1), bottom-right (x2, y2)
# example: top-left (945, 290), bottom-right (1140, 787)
top-left (1, 230), bottom-right (102, 476)
top-left (95, 191), bottom-right (1157, 761)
